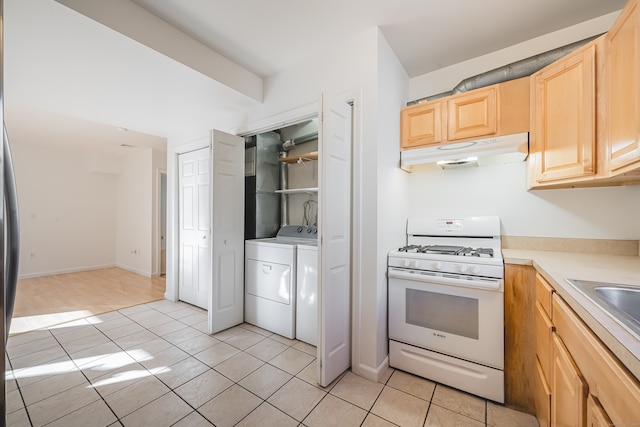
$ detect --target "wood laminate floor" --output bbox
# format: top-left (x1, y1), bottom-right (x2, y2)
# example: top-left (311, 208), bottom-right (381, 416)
top-left (10, 267), bottom-right (166, 336)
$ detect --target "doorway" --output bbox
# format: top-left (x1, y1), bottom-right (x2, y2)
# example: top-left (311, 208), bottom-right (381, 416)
top-left (159, 171), bottom-right (167, 277)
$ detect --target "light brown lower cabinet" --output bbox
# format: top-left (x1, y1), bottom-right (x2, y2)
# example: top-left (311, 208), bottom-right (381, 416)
top-left (551, 333), bottom-right (587, 426)
top-left (506, 266), bottom-right (640, 424)
top-left (531, 274), bottom-right (640, 425)
top-left (534, 358), bottom-right (552, 427)
top-left (586, 395), bottom-right (613, 427)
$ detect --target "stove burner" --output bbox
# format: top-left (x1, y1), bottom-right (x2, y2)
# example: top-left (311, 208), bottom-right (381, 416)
top-left (456, 247), bottom-right (494, 257)
top-left (398, 245), bottom-right (421, 252)
top-left (422, 245), bottom-right (464, 255)
top-left (397, 245), bottom-right (494, 258)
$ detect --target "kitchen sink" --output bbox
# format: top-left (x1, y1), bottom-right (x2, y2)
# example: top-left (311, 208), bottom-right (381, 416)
top-left (566, 279), bottom-right (640, 339)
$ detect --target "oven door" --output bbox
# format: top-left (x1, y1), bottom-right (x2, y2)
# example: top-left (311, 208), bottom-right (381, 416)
top-left (388, 267), bottom-right (504, 369)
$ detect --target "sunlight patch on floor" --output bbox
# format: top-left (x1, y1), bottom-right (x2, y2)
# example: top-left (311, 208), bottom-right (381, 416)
top-left (7, 348), bottom-right (166, 391)
top-left (9, 310), bottom-right (95, 335)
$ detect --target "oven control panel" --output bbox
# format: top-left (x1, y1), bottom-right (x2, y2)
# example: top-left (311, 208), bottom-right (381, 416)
top-left (436, 219), bottom-right (464, 231)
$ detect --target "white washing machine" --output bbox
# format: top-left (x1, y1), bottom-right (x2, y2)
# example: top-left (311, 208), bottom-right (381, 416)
top-left (245, 225), bottom-right (317, 339)
top-left (296, 243), bottom-right (317, 346)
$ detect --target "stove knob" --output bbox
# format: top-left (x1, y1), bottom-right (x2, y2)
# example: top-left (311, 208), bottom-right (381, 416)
top-left (434, 262), bottom-right (443, 270)
top-left (459, 265), bottom-right (468, 273)
top-left (414, 260), bottom-right (421, 268)
top-left (472, 266), bottom-right (481, 275)
top-left (403, 259), bottom-right (411, 267)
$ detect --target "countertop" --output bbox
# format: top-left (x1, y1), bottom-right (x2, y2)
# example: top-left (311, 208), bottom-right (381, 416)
top-left (503, 249), bottom-right (640, 379)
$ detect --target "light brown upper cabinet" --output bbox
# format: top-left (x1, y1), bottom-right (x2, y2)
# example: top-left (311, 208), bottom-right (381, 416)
top-left (446, 86), bottom-right (497, 141)
top-left (529, 39), bottom-right (598, 188)
top-left (400, 78), bottom-right (529, 151)
top-left (604, 0), bottom-right (640, 174)
top-left (400, 100), bottom-right (443, 149)
top-left (529, 0), bottom-right (640, 189)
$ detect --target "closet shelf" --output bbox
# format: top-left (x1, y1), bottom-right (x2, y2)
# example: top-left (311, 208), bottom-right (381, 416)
top-left (275, 187), bottom-right (318, 194)
top-left (278, 151), bottom-right (318, 164)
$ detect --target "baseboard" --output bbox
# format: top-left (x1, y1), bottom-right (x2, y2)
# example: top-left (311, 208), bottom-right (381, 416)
top-left (354, 355), bottom-right (390, 383)
top-left (115, 264), bottom-right (152, 278)
top-left (17, 263), bottom-right (116, 280)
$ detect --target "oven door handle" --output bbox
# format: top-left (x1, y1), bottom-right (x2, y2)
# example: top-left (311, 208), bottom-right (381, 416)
top-left (387, 267), bottom-right (502, 291)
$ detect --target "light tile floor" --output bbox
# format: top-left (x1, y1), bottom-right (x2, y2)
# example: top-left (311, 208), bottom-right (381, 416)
top-left (5, 300), bottom-right (539, 426)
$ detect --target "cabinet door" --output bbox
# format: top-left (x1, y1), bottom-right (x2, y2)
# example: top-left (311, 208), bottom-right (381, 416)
top-left (587, 395), bottom-right (613, 427)
top-left (535, 273), bottom-right (554, 320)
top-left (535, 301), bottom-right (554, 381)
top-left (605, 0), bottom-right (640, 173)
top-left (530, 42), bottom-right (596, 185)
top-left (447, 87), bottom-right (497, 141)
top-left (400, 100), bottom-right (443, 150)
top-left (551, 333), bottom-right (587, 427)
top-left (534, 357), bottom-right (552, 427)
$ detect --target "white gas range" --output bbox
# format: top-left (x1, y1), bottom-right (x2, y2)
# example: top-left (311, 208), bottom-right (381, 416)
top-left (387, 216), bottom-right (505, 403)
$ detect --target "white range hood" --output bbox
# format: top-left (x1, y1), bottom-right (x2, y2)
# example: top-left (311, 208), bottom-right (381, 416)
top-left (401, 132), bottom-right (529, 169)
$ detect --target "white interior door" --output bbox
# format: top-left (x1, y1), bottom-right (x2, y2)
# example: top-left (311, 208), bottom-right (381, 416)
top-left (208, 129), bottom-right (245, 334)
top-left (318, 94), bottom-right (352, 386)
top-left (178, 147), bottom-right (210, 309)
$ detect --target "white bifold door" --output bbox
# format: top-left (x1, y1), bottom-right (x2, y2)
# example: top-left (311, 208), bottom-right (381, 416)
top-left (178, 147), bottom-right (210, 310)
top-left (318, 94), bottom-right (353, 387)
top-left (178, 130), bottom-right (245, 334)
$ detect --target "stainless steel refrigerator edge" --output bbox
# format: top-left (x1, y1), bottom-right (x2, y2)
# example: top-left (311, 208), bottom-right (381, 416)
top-left (1, 0), bottom-right (5, 422)
top-left (1, 0), bottom-right (22, 423)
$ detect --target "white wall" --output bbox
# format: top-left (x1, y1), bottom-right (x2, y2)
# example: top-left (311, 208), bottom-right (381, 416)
top-left (354, 30), bottom-right (411, 378)
top-left (407, 10), bottom-right (640, 241)
top-left (408, 162), bottom-right (640, 239)
top-left (116, 148), bottom-right (166, 276)
top-left (12, 143), bottom-right (118, 278)
top-left (13, 138), bottom-right (167, 279)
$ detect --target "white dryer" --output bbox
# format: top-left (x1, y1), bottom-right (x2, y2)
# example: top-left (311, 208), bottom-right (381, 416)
top-left (296, 243), bottom-right (317, 346)
top-left (245, 225), bottom-right (317, 338)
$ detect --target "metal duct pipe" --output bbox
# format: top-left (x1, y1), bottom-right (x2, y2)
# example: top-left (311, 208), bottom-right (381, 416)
top-left (279, 154), bottom-right (289, 227)
top-left (410, 34), bottom-right (602, 104)
top-left (282, 131), bottom-right (318, 151)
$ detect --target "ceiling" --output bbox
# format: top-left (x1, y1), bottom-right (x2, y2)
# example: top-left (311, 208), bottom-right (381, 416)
top-left (129, 0), bottom-right (625, 78)
top-left (3, 0), bottom-right (627, 157)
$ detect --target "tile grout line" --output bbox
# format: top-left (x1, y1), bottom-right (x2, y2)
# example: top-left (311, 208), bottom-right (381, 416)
top-left (99, 304), bottom-right (306, 425)
top-left (47, 320), bottom-right (123, 426)
top-left (15, 304), bottom-right (202, 425)
top-left (5, 350), bottom-right (35, 427)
